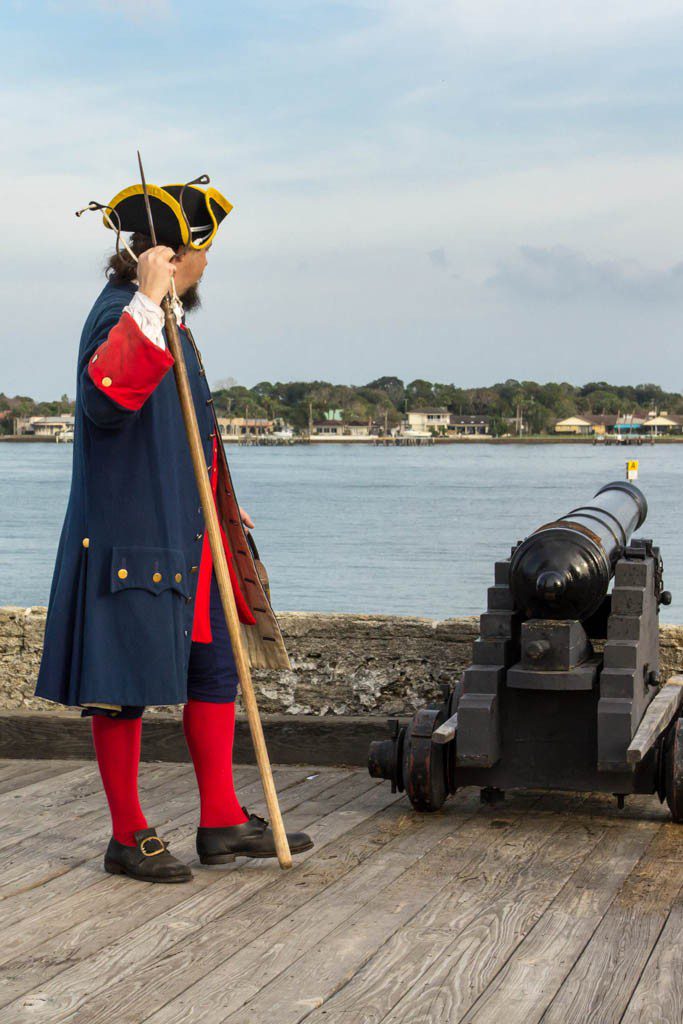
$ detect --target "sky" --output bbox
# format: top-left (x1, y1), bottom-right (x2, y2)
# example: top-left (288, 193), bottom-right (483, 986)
top-left (3, 0), bottom-right (683, 400)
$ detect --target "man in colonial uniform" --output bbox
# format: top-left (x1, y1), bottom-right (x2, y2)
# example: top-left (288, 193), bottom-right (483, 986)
top-left (35, 179), bottom-right (312, 882)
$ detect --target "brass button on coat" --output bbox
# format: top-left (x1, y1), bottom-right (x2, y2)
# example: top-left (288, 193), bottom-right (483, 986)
top-left (174, 573), bottom-right (183, 583)
top-left (82, 537), bottom-right (90, 548)
top-left (118, 568), bottom-right (128, 580)
top-left (152, 572), bottom-right (163, 583)
top-left (102, 376), bottom-right (112, 387)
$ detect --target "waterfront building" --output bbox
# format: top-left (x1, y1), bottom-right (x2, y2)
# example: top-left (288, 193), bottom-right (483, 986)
top-left (14, 414), bottom-right (75, 437)
top-left (609, 412), bottom-right (683, 436)
top-left (402, 410), bottom-right (490, 438)
top-left (613, 414), bottom-right (644, 436)
top-left (311, 420), bottom-right (372, 439)
top-left (216, 416), bottom-right (274, 438)
top-left (343, 421), bottom-right (372, 437)
top-left (312, 422), bottom-right (343, 437)
top-left (640, 411), bottom-right (683, 435)
top-left (555, 415), bottom-right (616, 436)
top-left (448, 415), bottom-right (490, 436)
top-left (556, 411), bottom-right (683, 437)
top-left (403, 408), bottom-right (450, 436)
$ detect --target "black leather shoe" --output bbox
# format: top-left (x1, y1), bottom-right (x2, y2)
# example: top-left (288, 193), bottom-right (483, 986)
top-left (196, 809), bottom-right (314, 864)
top-left (104, 827), bottom-right (193, 883)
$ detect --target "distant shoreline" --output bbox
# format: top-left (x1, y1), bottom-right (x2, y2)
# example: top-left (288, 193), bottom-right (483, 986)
top-left (2, 434), bottom-right (682, 446)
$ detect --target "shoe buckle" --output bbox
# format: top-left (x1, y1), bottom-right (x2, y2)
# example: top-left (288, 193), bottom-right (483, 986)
top-left (140, 836), bottom-right (165, 857)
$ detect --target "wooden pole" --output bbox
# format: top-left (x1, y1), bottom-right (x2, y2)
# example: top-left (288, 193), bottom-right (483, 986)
top-left (161, 297), bottom-right (293, 870)
top-left (134, 152), bottom-right (290, 867)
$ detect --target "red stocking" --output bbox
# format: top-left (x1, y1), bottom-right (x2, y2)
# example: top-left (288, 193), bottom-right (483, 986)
top-left (182, 700), bottom-right (249, 827)
top-left (91, 716), bottom-right (148, 846)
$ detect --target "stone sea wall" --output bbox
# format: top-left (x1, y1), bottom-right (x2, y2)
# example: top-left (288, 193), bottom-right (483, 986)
top-left (2, 605), bottom-right (683, 717)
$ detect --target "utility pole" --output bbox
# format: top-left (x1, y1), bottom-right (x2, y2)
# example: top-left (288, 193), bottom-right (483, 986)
top-left (308, 401), bottom-right (313, 438)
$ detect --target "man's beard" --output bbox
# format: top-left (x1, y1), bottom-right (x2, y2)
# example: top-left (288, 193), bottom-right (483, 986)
top-left (180, 283), bottom-right (202, 312)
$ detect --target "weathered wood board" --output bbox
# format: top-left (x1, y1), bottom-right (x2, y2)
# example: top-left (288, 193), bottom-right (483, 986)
top-left (0, 759), bottom-right (680, 1024)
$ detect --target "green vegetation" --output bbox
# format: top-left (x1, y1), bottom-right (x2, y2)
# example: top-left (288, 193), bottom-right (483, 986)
top-left (210, 379), bottom-right (683, 435)
top-left (0, 393), bottom-right (73, 434)
top-left (2, 380), bottom-right (681, 436)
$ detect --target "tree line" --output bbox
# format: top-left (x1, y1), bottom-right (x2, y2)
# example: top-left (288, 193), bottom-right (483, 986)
top-left (2, 379), bottom-right (681, 436)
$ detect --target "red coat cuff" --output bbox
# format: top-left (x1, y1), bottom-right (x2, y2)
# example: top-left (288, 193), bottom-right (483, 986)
top-left (87, 312), bottom-right (174, 411)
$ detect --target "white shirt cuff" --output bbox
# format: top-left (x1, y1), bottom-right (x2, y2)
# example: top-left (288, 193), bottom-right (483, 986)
top-left (123, 290), bottom-right (166, 349)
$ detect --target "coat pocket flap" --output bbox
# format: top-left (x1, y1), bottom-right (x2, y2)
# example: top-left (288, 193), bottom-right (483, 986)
top-left (110, 546), bottom-right (190, 598)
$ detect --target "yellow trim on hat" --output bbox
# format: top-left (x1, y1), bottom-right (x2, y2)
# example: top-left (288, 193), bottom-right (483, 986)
top-left (197, 187), bottom-right (233, 251)
top-left (163, 183), bottom-right (234, 250)
top-left (206, 186), bottom-right (233, 217)
top-left (105, 184), bottom-right (190, 246)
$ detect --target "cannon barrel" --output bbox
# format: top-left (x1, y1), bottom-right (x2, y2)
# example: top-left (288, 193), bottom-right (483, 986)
top-left (509, 481), bottom-right (647, 622)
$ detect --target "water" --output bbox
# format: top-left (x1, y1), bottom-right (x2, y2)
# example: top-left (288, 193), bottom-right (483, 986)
top-left (1, 442), bottom-right (681, 622)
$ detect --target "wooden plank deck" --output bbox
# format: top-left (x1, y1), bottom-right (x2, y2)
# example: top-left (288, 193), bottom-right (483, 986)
top-left (0, 759), bottom-right (681, 1024)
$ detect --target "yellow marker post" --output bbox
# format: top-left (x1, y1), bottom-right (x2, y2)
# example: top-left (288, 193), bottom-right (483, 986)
top-left (626, 460), bottom-right (639, 481)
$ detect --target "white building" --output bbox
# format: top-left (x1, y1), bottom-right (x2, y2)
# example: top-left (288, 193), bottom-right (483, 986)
top-left (403, 409), bottom-right (450, 436)
top-left (15, 414), bottom-right (75, 436)
top-left (642, 411), bottom-right (683, 435)
top-left (216, 416), bottom-right (273, 438)
top-left (311, 421), bottom-right (372, 441)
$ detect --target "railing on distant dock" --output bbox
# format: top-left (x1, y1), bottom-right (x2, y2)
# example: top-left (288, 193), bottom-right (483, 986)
top-left (374, 436), bottom-right (434, 446)
top-left (593, 434), bottom-right (656, 447)
top-left (233, 435), bottom-right (297, 446)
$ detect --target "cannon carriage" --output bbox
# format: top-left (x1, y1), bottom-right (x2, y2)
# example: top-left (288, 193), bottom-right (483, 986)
top-left (369, 480), bottom-right (683, 820)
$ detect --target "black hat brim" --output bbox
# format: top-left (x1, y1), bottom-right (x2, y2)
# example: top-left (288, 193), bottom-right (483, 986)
top-left (105, 183), bottom-right (233, 250)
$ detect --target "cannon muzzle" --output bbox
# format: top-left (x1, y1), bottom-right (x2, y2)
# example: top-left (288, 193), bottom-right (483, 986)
top-left (510, 480), bottom-right (647, 621)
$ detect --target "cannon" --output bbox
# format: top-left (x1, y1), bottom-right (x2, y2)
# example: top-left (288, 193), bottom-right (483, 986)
top-left (369, 480), bottom-right (683, 819)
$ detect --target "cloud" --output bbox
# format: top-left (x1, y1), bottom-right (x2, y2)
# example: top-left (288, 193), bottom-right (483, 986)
top-left (487, 245), bottom-right (683, 301)
top-left (6, 1), bottom-right (683, 398)
top-left (378, 0), bottom-right (683, 45)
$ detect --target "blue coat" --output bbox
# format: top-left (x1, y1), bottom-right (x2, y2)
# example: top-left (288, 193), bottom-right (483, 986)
top-left (35, 280), bottom-right (289, 709)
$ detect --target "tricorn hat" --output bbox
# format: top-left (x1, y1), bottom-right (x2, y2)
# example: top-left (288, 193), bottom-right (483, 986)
top-left (104, 181), bottom-right (233, 251)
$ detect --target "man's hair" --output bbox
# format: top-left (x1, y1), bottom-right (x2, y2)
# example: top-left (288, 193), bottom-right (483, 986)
top-left (105, 232), bottom-right (154, 285)
top-left (104, 232), bottom-right (202, 311)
